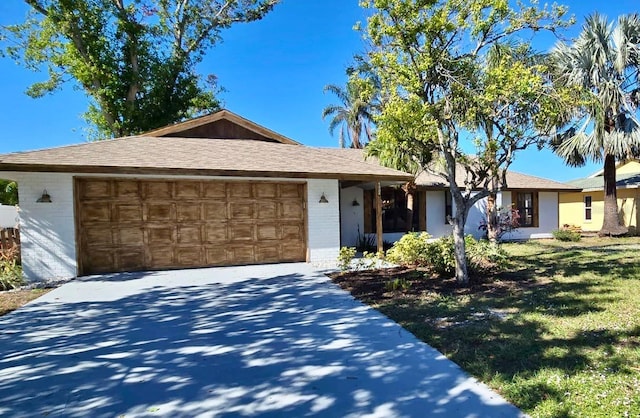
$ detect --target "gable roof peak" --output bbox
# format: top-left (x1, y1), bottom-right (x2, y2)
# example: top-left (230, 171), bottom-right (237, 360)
top-left (138, 109), bottom-right (301, 145)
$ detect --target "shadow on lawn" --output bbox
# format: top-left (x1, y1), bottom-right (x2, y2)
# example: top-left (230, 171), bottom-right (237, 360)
top-left (0, 267), bottom-right (522, 418)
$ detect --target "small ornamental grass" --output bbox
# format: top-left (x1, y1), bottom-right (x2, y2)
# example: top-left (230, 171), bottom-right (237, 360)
top-left (0, 246), bottom-right (23, 291)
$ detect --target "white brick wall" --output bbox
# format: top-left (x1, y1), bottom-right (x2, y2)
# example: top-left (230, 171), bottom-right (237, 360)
top-left (0, 205), bottom-right (19, 228)
top-left (306, 179), bottom-right (340, 264)
top-left (4, 172), bottom-right (343, 281)
top-left (4, 172), bottom-right (77, 281)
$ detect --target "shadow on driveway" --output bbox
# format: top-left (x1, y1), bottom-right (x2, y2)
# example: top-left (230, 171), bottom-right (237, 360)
top-left (0, 264), bottom-right (523, 417)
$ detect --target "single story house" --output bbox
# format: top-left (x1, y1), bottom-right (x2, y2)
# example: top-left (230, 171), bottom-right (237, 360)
top-left (0, 110), bottom-right (411, 281)
top-left (559, 160), bottom-right (640, 234)
top-left (0, 110), bottom-right (576, 281)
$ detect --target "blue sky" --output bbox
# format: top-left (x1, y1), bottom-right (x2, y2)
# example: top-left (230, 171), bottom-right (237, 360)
top-left (0, 0), bottom-right (638, 181)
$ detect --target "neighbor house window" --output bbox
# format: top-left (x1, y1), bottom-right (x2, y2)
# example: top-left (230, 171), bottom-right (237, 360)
top-left (584, 195), bottom-right (592, 221)
top-left (514, 191), bottom-right (538, 227)
top-left (444, 191), bottom-right (452, 223)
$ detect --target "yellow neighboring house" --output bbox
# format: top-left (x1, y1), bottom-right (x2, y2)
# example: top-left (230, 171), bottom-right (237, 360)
top-left (559, 160), bottom-right (640, 235)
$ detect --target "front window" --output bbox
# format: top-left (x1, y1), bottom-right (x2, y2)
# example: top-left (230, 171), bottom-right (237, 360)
top-left (514, 191), bottom-right (538, 227)
top-left (585, 196), bottom-right (592, 221)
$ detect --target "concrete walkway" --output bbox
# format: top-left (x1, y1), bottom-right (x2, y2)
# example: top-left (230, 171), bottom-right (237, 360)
top-left (0, 264), bottom-right (524, 417)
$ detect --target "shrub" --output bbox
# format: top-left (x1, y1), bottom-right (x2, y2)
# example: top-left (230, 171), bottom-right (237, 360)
top-left (337, 247), bottom-right (357, 271)
top-left (467, 239), bottom-right (509, 274)
top-left (478, 206), bottom-right (520, 242)
top-left (355, 227), bottom-right (377, 253)
top-left (552, 228), bottom-right (581, 242)
top-left (424, 235), bottom-right (457, 276)
top-left (386, 232), bottom-right (431, 266)
top-left (0, 246), bottom-right (23, 290)
top-left (384, 277), bottom-right (412, 292)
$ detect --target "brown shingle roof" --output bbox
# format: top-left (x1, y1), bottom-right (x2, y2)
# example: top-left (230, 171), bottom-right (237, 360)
top-left (415, 167), bottom-right (578, 190)
top-left (315, 148), bottom-right (577, 190)
top-left (0, 136), bottom-right (412, 181)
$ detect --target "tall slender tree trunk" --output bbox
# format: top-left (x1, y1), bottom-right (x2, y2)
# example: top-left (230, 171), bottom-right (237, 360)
top-left (451, 199), bottom-right (469, 285)
top-left (600, 154), bottom-right (628, 236)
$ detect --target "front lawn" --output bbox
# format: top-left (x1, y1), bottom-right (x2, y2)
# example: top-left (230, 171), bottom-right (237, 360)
top-left (331, 237), bottom-right (640, 418)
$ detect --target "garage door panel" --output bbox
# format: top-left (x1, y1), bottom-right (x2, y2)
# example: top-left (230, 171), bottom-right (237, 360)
top-left (81, 203), bottom-right (111, 222)
top-left (144, 182), bottom-right (173, 199)
top-left (229, 183), bottom-right (252, 198)
top-left (257, 224), bottom-right (279, 240)
top-left (148, 227), bottom-right (175, 244)
top-left (204, 202), bottom-right (226, 218)
top-left (175, 182), bottom-right (201, 199)
top-left (115, 180), bottom-right (140, 198)
top-left (229, 223), bottom-right (255, 241)
top-left (256, 183), bottom-right (277, 198)
top-left (118, 248), bottom-right (145, 270)
top-left (282, 224), bottom-right (304, 240)
top-left (176, 247), bottom-right (203, 266)
top-left (84, 249), bottom-right (115, 274)
top-left (177, 204), bottom-right (201, 221)
top-left (114, 204), bottom-right (142, 222)
top-left (81, 180), bottom-right (111, 200)
top-left (281, 243), bottom-right (305, 261)
top-left (85, 226), bottom-right (113, 245)
top-left (115, 227), bottom-right (144, 246)
top-left (256, 245), bottom-right (280, 263)
top-left (148, 247), bottom-right (175, 267)
top-left (203, 182), bottom-right (226, 198)
top-left (280, 201), bottom-right (304, 220)
top-left (178, 226), bottom-right (201, 244)
top-left (77, 178), bottom-right (306, 274)
top-left (280, 183), bottom-right (302, 198)
top-left (205, 247), bottom-right (227, 265)
top-left (230, 202), bottom-right (254, 219)
top-left (147, 203), bottom-right (174, 221)
top-left (229, 246), bottom-right (255, 264)
top-left (205, 222), bottom-right (228, 242)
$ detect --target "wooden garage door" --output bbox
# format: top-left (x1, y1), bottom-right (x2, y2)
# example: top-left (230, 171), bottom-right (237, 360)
top-left (75, 178), bottom-right (307, 275)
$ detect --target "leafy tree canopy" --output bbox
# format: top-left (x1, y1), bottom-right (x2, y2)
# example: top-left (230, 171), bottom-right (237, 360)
top-left (359, 0), bottom-right (574, 284)
top-left (1, 0), bottom-right (279, 139)
top-left (0, 180), bottom-right (18, 206)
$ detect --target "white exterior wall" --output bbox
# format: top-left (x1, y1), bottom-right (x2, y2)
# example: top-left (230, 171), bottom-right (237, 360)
top-left (6, 172), bottom-right (342, 281)
top-left (0, 205), bottom-right (19, 228)
top-left (426, 191), bottom-right (451, 238)
top-left (306, 179), bottom-right (341, 264)
top-left (501, 191), bottom-right (558, 240)
top-left (339, 187), bottom-right (364, 247)
top-left (4, 172), bottom-right (77, 281)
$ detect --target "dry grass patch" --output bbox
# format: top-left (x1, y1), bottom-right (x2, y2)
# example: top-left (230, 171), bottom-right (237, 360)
top-left (0, 289), bottom-right (51, 316)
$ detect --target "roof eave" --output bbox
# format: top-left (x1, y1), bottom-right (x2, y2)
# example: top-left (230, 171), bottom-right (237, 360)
top-left (0, 163), bottom-right (413, 182)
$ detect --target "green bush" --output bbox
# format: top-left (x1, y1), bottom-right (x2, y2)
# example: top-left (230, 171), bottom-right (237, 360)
top-left (552, 228), bottom-right (581, 242)
top-left (467, 239), bottom-right (509, 274)
top-left (387, 233), bottom-right (508, 277)
top-left (386, 232), bottom-right (431, 266)
top-left (0, 261), bottom-right (23, 290)
top-left (337, 247), bottom-right (357, 271)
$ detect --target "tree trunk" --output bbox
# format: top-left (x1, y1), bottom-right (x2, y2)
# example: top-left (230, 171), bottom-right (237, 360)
top-left (599, 154), bottom-right (628, 237)
top-left (452, 213), bottom-right (469, 285)
top-left (486, 192), bottom-right (498, 243)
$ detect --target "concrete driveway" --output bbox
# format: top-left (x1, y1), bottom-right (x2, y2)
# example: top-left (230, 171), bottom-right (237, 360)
top-left (0, 264), bottom-right (524, 417)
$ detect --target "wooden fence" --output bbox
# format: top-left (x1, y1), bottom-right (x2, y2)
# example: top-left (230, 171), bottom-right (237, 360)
top-left (0, 228), bottom-right (20, 263)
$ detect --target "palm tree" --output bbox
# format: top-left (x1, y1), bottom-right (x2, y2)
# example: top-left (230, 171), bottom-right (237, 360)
top-left (551, 13), bottom-right (640, 236)
top-left (322, 80), bottom-right (375, 149)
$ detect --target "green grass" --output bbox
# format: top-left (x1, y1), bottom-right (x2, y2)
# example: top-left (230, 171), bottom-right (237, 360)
top-left (338, 237), bottom-right (640, 417)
